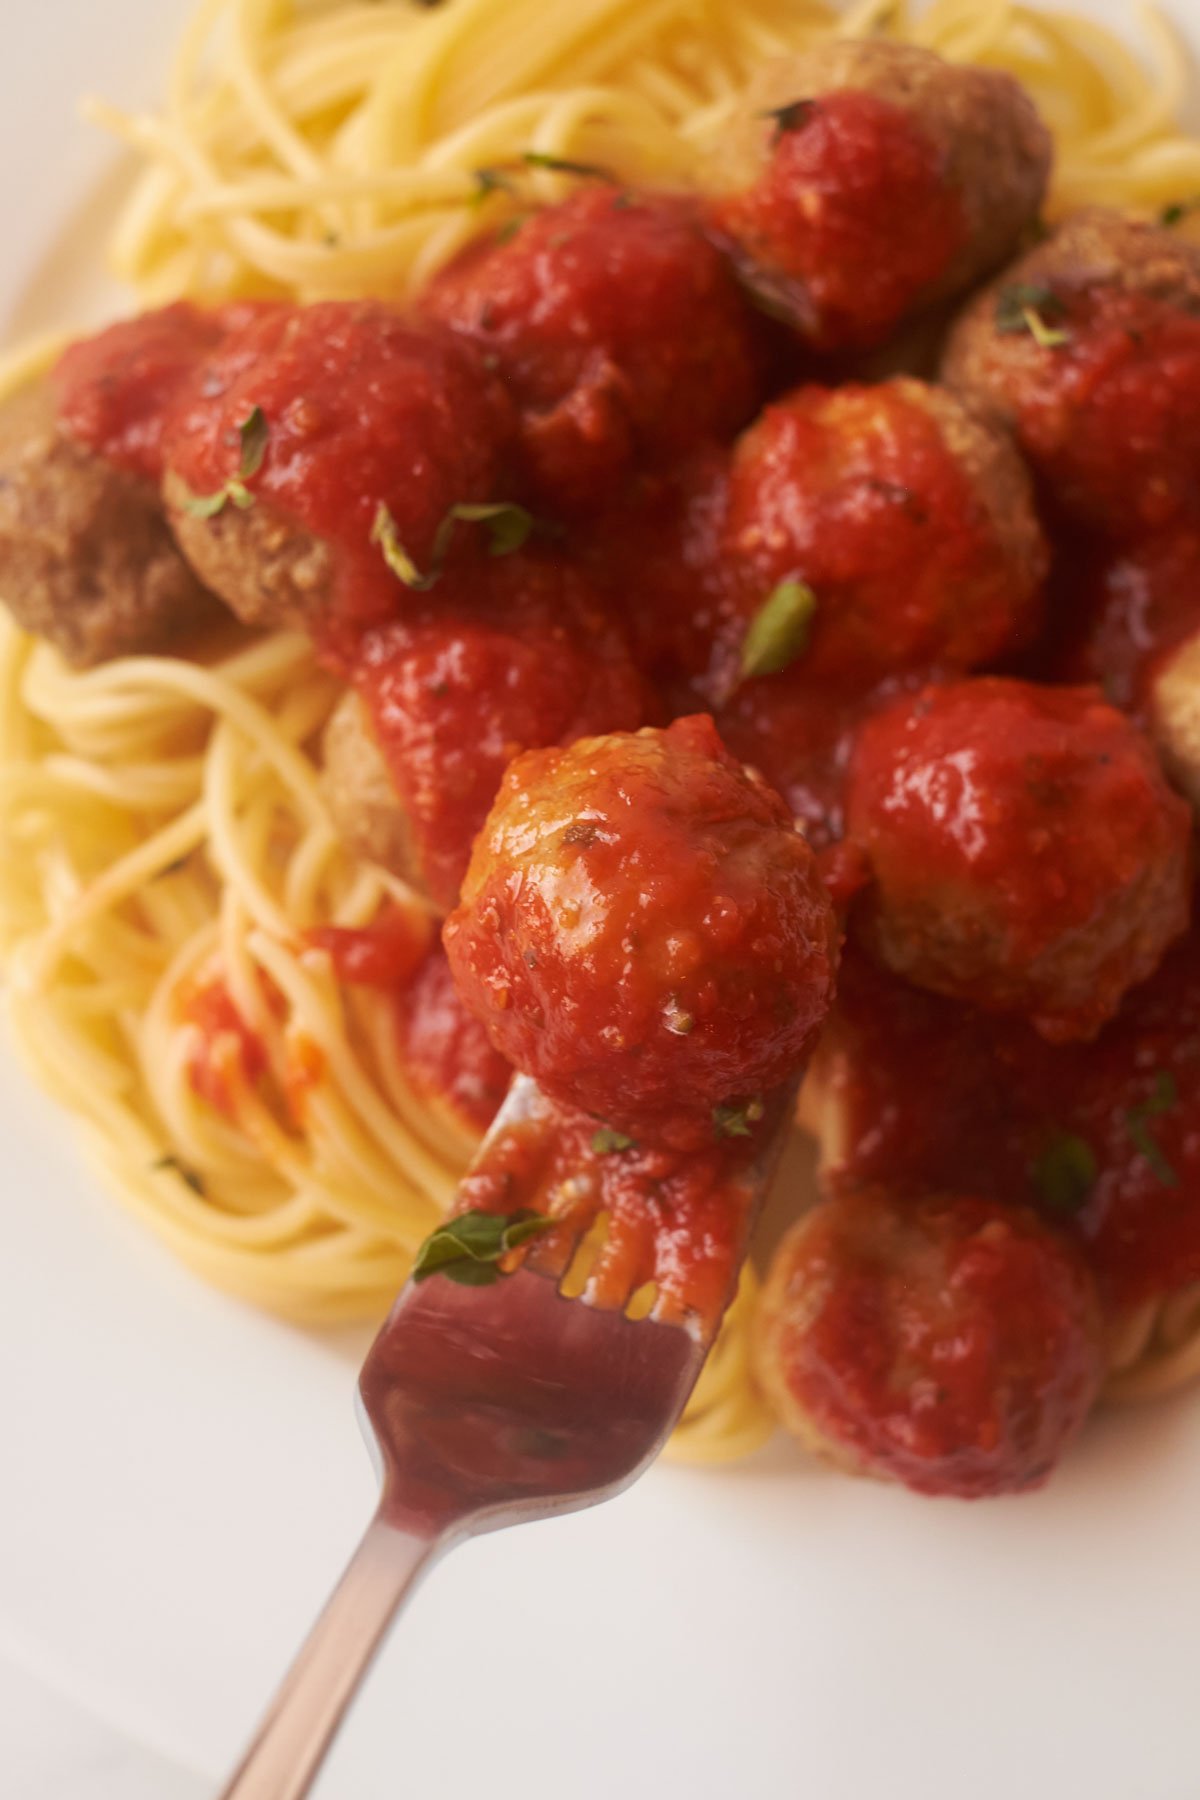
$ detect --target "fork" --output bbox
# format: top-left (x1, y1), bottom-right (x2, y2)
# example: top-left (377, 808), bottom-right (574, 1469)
top-left (218, 1072), bottom-right (793, 1800)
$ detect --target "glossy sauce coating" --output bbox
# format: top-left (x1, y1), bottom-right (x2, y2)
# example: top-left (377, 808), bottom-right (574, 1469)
top-left (755, 1188), bottom-right (1104, 1497)
top-left (710, 91), bottom-right (966, 350)
top-left (714, 380), bottom-right (1046, 694)
top-left (52, 301), bottom-right (275, 482)
top-left (810, 940), bottom-right (1200, 1308)
top-left (162, 301), bottom-right (516, 640)
top-left (350, 553), bottom-right (649, 911)
top-left (845, 678), bottom-right (1193, 1041)
top-left (422, 186), bottom-right (765, 513)
top-left (444, 715), bottom-right (838, 1149)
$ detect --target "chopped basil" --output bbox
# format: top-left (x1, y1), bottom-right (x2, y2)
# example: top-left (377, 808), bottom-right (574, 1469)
top-left (495, 215), bottom-right (526, 246)
top-left (179, 404), bottom-right (270, 520)
top-left (713, 1097), bottom-right (766, 1140)
top-left (472, 165), bottom-right (520, 206)
top-left (441, 501), bottom-right (534, 560)
top-left (759, 98), bottom-right (815, 143)
top-left (994, 283), bottom-right (1070, 347)
top-left (372, 499), bottom-right (534, 591)
top-left (1161, 196), bottom-right (1200, 228)
top-left (411, 1209), bottom-right (552, 1287)
top-left (592, 1128), bottom-right (637, 1155)
top-left (1032, 1131), bottom-right (1097, 1215)
top-left (522, 151), bottom-right (614, 182)
top-left (371, 502), bottom-right (434, 590)
top-left (1126, 1072), bottom-right (1179, 1188)
top-left (740, 580), bottom-right (817, 681)
top-left (152, 1153), bottom-right (206, 1197)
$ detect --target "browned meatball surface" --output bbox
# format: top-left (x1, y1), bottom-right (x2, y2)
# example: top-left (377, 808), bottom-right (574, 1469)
top-left (320, 690), bottom-right (417, 882)
top-left (709, 40), bottom-right (1051, 351)
top-left (0, 380), bottom-right (220, 666)
top-left (943, 209), bottom-right (1200, 537)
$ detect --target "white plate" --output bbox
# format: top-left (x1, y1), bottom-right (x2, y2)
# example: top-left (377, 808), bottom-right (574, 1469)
top-left (4, 6), bottom-right (1200, 1797)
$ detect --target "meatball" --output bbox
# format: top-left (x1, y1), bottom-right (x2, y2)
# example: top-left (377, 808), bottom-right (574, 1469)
top-left (845, 678), bottom-right (1193, 1041)
top-left (942, 209), bottom-right (1200, 537)
top-left (329, 553), bottom-right (649, 911)
top-left (421, 187), bottom-right (765, 514)
top-left (443, 713), bottom-right (839, 1149)
top-left (0, 379), bottom-right (219, 666)
top-left (52, 300), bottom-right (272, 484)
top-left (163, 302), bottom-right (517, 642)
top-left (801, 933), bottom-right (1200, 1314)
top-left (396, 946), bottom-right (513, 1144)
top-left (754, 1188), bottom-right (1105, 1498)
top-left (708, 41), bottom-right (1050, 352)
top-left (1050, 530), bottom-right (1200, 717)
top-left (713, 378), bottom-right (1047, 695)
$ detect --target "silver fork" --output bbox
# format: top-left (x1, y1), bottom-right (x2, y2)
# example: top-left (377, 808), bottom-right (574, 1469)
top-left (218, 1073), bottom-right (792, 1800)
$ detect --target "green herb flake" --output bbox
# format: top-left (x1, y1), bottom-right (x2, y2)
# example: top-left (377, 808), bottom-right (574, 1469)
top-left (472, 165), bottom-right (519, 206)
top-left (759, 97), bottom-right (815, 143)
top-left (371, 501), bottom-right (435, 591)
top-left (591, 1128), bottom-right (637, 1155)
top-left (994, 283), bottom-right (1070, 347)
top-left (411, 1209), bottom-right (552, 1287)
top-left (440, 500), bottom-right (534, 560)
top-left (740, 580), bottom-right (817, 681)
top-left (1126, 1072), bottom-right (1179, 1188)
top-left (179, 404), bottom-right (270, 520)
top-left (373, 499), bottom-right (534, 592)
top-left (495, 216), bottom-right (526, 246)
top-left (522, 151), bottom-right (614, 182)
top-left (152, 1153), bottom-right (206, 1197)
top-left (1032, 1131), bottom-right (1097, 1215)
top-left (1160, 196), bottom-right (1200, 228)
top-left (713, 1097), bottom-right (766, 1140)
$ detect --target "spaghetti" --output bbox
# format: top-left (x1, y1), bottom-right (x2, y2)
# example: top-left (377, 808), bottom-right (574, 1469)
top-left (2, 0), bottom-right (1200, 1461)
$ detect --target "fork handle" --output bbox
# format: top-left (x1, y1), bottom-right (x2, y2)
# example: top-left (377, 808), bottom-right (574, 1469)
top-left (218, 1513), bottom-right (440, 1800)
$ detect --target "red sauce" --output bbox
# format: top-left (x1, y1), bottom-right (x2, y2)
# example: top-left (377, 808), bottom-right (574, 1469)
top-left (53, 301), bottom-right (276, 483)
top-left (162, 302), bottom-right (517, 637)
top-left (844, 678), bottom-right (1193, 1041)
top-left (351, 554), bottom-right (649, 910)
top-left (816, 938), bottom-right (1200, 1308)
top-left (444, 716), bottom-right (839, 1151)
top-left (709, 91), bottom-right (966, 351)
top-left (456, 1081), bottom-right (787, 1336)
top-left (980, 284), bottom-right (1200, 538)
top-left (760, 1189), bottom-right (1104, 1497)
top-left (395, 948), bottom-right (513, 1138)
top-left (715, 382), bottom-right (1044, 694)
top-left (422, 186), bottom-right (765, 513)
top-left (179, 978), bottom-right (268, 1117)
top-left (1050, 530), bottom-right (1200, 715)
top-left (308, 912), bottom-right (433, 990)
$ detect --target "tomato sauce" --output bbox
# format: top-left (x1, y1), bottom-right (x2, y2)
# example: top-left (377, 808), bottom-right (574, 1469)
top-left (161, 301), bottom-right (517, 639)
top-left (308, 912), bottom-right (433, 991)
top-left (53, 301), bottom-right (276, 483)
top-left (709, 91), bottom-right (967, 350)
top-left (179, 978), bottom-right (269, 1117)
top-left (817, 939), bottom-right (1200, 1308)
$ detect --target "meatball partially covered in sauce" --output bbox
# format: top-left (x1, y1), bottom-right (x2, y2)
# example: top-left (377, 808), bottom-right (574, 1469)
top-left (443, 714), bottom-right (839, 1149)
top-left (845, 678), bottom-right (1192, 1042)
top-left (708, 40), bottom-right (1050, 352)
top-left (324, 553), bottom-right (649, 911)
top-left (942, 209), bottom-right (1200, 538)
top-left (714, 378), bottom-right (1047, 695)
top-left (421, 186), bottom-right (766, 514)
top-left (755, 1189), bottom-right (1105, 1498)
top-left (0, 304), bottom-right (240, 665)
top-left (163, 302), bottom-right (517, 645)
